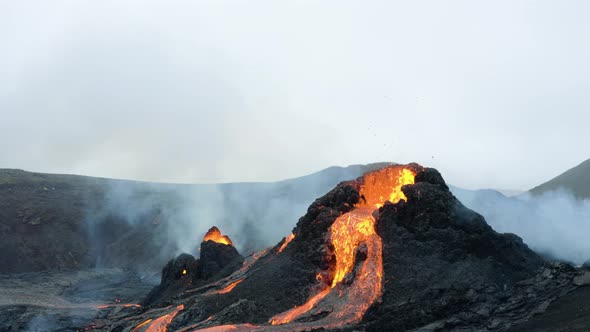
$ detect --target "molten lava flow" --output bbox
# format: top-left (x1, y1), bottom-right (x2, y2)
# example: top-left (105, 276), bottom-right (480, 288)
top-left (270, 288), bottom-right (330, 325)
top-left (134, 304), bottom-right (184, 332)
top-left (277, 233), bottom-right (295, 253)
top-left (233, 248), bottom-right (270, 275)
top-left (210, 279), bottom-right (243, 295)
top-left (361, 167), bottom-right (415, 207)
top-left (269, 166), bottom-right (416, 327)
top-left (132, 319), bottom-right (153, 332)
top-left (329, 207), bottom-right (378, 287)
top-left (203, 226), bottom-right (233, 246)
top-left (188, 166), bottom-right (417, 331)
top-left (185, 249), bottom-right (271, 296)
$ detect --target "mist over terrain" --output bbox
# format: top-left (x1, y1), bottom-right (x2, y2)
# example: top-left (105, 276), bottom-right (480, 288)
top-left (452, 158), bottom-right (590, 265)
top-left (95, 159), bottom-right (590, 268)
top-left (452, 187), bottom-right (590, 265)
top-left (1, 162), bottom-right (590, 331)
top-left (3, 160), bottom-right (589, 274)
top-left (86, 164), bottom-right (392, 261)
top-left (0, 164), bottom-right (389, 273)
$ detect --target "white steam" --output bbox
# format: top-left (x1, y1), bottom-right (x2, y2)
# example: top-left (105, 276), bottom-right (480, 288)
top-left (85, 165), bottom-right (590, 269)
top-left (84, 165), bottom-right (372, 269)
top-left (452, 187), bottom-right (590, 265)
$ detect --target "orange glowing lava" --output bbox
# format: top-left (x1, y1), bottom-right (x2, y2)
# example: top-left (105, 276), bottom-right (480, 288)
top-left (132, 319), bottom-right (153, 332)
top-left (203, 226), bottom-right (233, 246)
top-left (134, 304), bottom-right (184, 332)
top-left (361, 167), bottom-right (415, 207)
top-left (210, 279), bottom-right (243, 295)
top-left (186, 166), bottom-right (417, 332)
top-left (277, 233), bottom-right (295, 253)
top-left (270, 288), bottom-right (330, 325)
top-left (270, 165), bottom-right (416, 326)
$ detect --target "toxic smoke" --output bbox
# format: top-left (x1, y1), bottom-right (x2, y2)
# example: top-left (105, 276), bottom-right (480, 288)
top-left (451, 187), bottom-right (590, 265)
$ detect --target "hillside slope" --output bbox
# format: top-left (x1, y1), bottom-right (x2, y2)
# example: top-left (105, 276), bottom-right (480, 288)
top-left (530, 158), bottom-right (590, 199)
top-left (0, 164), bottom-right (390, 273)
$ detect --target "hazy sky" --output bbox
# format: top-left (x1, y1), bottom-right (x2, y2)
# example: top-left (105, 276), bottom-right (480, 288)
top-left (1, 1), bottom-right (589, 190)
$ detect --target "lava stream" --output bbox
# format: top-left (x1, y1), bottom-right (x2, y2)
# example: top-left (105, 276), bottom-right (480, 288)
top-left (192, 166), bottom-right (416, 332)
top-left (185, 249), bottom-right (270, 295)
top-left (269, 207), bottom-right (382, 326)
top-left (270, 166), bottom-right (414, 327)
top-left (133, 304), bottom-right (184, 332)
top-left (208, 279), bottom-right (243, 295)
top-left (269, 288), bottom-right (330, 325)
top-left (277, 233), bottom-right (295, 253)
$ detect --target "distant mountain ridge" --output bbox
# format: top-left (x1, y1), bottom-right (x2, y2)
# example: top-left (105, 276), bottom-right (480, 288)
top-left (3, 159), bottom-right (587, 274)
top-left (0, 163), bottom-right (392, 273)
top-left (530, 158), bottom-right (590, 199)
top-left (0, 162), bottom-right (393, 187)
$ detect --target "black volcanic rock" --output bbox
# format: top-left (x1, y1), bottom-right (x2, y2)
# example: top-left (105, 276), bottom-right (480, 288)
top-left (413, 166), bottom-right (449, 190)
top-left (0, 164), bottom-right (384, 274)
top-left (283, 165), bottom-right (577, 331)
top-left (142, 253), bottom-right (199, 306)
top-left (362, 167), bottom-right (547, 331)
top-left (200, 240), bottom-right (244, 279)
top-left (142, 239), bottom-right (244, 306)
top-left (290, 182), bottom-right (360, 271)
top-left (92, 165), bottom-right (583, 331)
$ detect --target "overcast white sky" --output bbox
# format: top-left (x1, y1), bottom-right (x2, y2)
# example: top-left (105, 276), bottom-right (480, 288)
top-left (1, 1), bottom-right (589, 190)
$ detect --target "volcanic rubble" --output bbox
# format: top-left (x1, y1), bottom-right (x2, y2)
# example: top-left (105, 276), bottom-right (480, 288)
top-left (86, 164), bottom-right (588, 332)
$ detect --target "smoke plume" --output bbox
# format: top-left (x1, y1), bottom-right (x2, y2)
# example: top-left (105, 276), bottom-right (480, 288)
top-left (82, 165), bottom-right (373, 270)
top-left (452, 187), bottom-right (590, 265)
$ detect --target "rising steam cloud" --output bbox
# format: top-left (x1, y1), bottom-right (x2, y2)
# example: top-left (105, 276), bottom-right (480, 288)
top-left (83, 165), bottom-right (590, 271)
top-left (83, 166), bottom-right (372, 270)
top-left (452, 187), bottom-right (590, 265)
